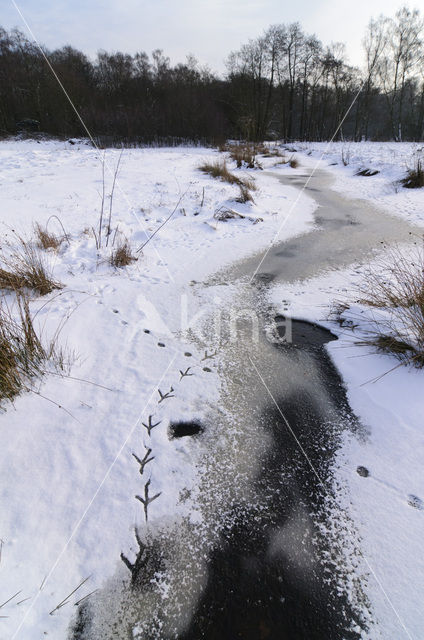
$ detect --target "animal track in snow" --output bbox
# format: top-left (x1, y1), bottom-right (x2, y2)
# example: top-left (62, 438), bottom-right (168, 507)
top-left (407, 494), bottom-right (424, 510)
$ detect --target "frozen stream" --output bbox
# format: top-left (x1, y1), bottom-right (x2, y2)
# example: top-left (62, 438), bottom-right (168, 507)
top-left (73, 168), bottom-right (417, 640)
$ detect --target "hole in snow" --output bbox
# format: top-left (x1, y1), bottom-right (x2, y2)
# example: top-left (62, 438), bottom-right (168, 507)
top-left (407, 494), bottom-right (423, 510)
top-left (169, 421), bottom-right (204, 439)
top-left (356, 466), bottom-right (369, 477)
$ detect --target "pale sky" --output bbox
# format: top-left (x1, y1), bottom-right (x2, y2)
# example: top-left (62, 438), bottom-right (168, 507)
top-left (2, 0), bottom-right (416, 74)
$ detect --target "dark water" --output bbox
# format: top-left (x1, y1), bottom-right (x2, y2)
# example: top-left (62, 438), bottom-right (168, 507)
top-left (179, 321), bottom-right (363, 640)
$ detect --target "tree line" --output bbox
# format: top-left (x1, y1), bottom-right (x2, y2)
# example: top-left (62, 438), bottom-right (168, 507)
top-left (0, 6), bottom-right (423, 143)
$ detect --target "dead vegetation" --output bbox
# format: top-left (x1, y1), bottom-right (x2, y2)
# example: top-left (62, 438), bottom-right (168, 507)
top-left (0, 293), bottom-right (63, 404)
top-left (216, 141), bottom-right (301, 174)
top-left (110, 238), bottom-right (137, 267)
top-left (214, 208), bottom-right (246, 221)
top-left (401, 158), bottom-right (424, 189)
top-left (355, 168), bottom-right (380, 177)
top-left (345, 243), bottom-right (424, 367)
top-left (213, 206), bottom-right (263, 224)
top-left (0, 237), bottom-right (62, 296)
top-left (236, 184), bottom-right (254, 203)
top-left (199, 159), bottom-right (234, 181)
top-left (198, 158), bottom-right (256, 208)
top-left (219, 141), bottom-right (286, 168)
top-left (341, 146), bottom-right (351, 166)
top-left (225, 143), bottom-right (263, 169)
top-left (34, 222), bottom-right (63, 252)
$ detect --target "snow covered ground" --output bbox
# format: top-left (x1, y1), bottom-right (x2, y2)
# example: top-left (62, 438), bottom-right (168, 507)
top-left (0, 139), bottom-right (423, 639)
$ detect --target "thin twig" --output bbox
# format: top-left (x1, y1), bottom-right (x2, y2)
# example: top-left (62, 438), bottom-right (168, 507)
top-left (49, 576), bottom-right (91, 615)
top-left (91, 226), bottom-right (99, 251)
top-left (46, 371), bottom-right (115, 392)
top-left (74, 589), bottom-right (98, 607)
top-left (0, 591), bottom-right (22, 609)
top-left (31, 390), bottom-right (79, 422)
top-left (46, 215), bottom-right (70, 244)
top-left (106, 148), bottom-right (124, 247)
top-left (136, 189), bottom-right (189, 254)
top-left (98, 151), bottom-right (106, 249)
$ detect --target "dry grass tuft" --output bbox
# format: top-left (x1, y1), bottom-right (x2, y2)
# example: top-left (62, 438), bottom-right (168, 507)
top-left (236, 184), bottom-right (254, 204)
top-left (260, 145), bottom-right (285, 159)
top-left (0, 238), bottom-right (62, 296)
top-left (0, 293), bottom-right (63, 404)
top-left (0, 268), bottom-right (27, 291)
top-left (110, 239), bottom-right (137, 268)
top-left (199, 159), bottom-right (241, 184)
top-left (352, 243), bottom-right (424, 367)
top-left (401, 158), bottom-right (424, 189)
top-left (226, 143), bottom-right (263, 169)
top-left (289, 157), bottom-right (299, 169)
top-left (34, 222), bottom-right (63, 252)
top-left (199, 159), bottom-right (256, 192)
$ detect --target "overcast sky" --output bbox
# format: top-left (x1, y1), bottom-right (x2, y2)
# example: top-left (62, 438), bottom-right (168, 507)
top-left (2, 0), bottom-right (415, 74)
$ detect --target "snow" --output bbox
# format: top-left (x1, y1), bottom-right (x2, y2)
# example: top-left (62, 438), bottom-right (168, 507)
top-left (0, 140), bottom-right (316, 638)
top-left (1, 138), bottom-right (424, 639)
top-left (296, 140), bottom-right (424, 228)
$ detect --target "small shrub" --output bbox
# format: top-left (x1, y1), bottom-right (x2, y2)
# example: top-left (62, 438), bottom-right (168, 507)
top-left (401, 158), bottom-right (424, 189)
top-left (0, 238), bottom-right (62, 296)
top-left (289, 157), bottom-right (299, 168)
top-left (110, 239), bottom-right (137, 268)
top-left (34, 222), bottom-right (63, 251)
